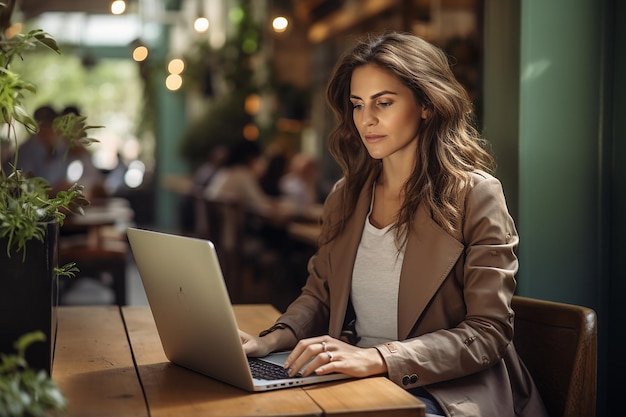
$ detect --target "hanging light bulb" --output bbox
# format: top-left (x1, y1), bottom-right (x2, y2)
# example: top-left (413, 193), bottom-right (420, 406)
top-left (194, 0), bottom-right (209, 33)
top-left (194, 16), bottom-right (209, 32)
top-left (272, 16), bottom-right (289, 33)
top-left (133, 46), bottom-right (149, 62)
top-left (111, 0), bottom-right (126, 15)
top-left (168, 58), bottom-right (185, 75)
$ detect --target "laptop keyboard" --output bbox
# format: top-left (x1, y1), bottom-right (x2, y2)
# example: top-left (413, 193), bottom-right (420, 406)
top-left (248, 358), bottom-right (291, 380)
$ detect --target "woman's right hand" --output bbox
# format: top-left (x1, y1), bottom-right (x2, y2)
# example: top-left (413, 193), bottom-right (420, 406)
top-left (239, 327), bottom-right (298, 358)
top-left (239, 329), bottom-right (273, 357)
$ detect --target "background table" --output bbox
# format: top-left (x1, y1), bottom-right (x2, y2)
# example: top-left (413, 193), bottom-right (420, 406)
top-left (53, 305), bottom-right (425, 416)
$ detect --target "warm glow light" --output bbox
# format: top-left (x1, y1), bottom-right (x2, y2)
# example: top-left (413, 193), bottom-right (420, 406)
top-left (166, 74), bottom-right (183, 91)
top-left (6, 22), bottom-right (22, 39)
top-left (111, 0), bottom-right (126, 15)
top-left (133, 46), bottom-right (148, 62)
top-left (272, 16), bottom-right (289, 32)
top-left (168, 58), bottom-right (185, 75)
top-left (244, 94), bottom-right (261, 115)
top-left (243, 124), bottom-right (259, 141)
top-left (194, 17), bottom-right (210, 32)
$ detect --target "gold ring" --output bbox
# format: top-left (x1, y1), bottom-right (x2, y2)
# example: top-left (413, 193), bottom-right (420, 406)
top-left (320, 341), bottom-right (327, 352)
top-left (326, 351), bottom-right (333, 361)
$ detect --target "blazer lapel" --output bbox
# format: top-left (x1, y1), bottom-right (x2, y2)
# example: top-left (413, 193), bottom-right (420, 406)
top-left (397, 204), bottom-right (464, 340)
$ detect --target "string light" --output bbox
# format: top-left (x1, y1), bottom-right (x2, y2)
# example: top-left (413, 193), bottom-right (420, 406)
top-left (168, 58), bottom-right (185, 75)
top-left (166, 74), bottom-right (183, 91)
top-left (194, 0), bottom-right (209, 33)
top-left (272, 16), bottom-right (289, 33)
top-left (194, 16), bottom-right (209, 32)
top-left (132, 46), bottom-right (148, 62)
top-left (243, 124), bottom-right (259, 141)
top-left (111, 0), bottom-right (126, 15)
top-left (166, 58), bottom-right (184, 91)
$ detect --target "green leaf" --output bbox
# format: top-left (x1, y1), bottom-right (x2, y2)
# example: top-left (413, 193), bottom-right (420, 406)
top-left (55, 262), bottom-right (79, 278)
top-left (13, 331), bottom-right (45, 359)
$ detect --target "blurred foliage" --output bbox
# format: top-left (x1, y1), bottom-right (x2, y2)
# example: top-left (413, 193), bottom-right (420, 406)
top-left (0, 331), bottom-right (67, 417)
top-left (9, 49), bottom-right (144, 149)
top-left (179, 0), bottom-right (277, 169)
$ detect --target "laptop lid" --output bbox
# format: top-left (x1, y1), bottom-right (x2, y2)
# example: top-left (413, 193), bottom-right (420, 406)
top-left (126, 227), bottom-right (350, 391)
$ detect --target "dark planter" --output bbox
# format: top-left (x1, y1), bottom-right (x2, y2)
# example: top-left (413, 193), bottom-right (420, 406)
top-left (0, 221), bottom-right (59, 375)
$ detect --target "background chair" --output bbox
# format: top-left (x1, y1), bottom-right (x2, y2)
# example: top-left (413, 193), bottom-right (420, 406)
top-left (195, 197), bottom-right (281, 304)
top-left (512, 295), bottom-right (597, 417)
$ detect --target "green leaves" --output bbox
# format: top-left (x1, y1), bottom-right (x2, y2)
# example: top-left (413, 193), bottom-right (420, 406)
top-left (53, 113), bottom-right (102, 151)
top-left (0, 29), bottom-right (59, 130)
top-left (54, 262), bottom-right (79, 279)
top-left (0, 170), bottom-right (90, 259)
top-left (0, 29), bottom-right (61, 68)
top-left (0, 26), bottom-right (94, 260)
top-left (0, 332), bottom-right (67, 417)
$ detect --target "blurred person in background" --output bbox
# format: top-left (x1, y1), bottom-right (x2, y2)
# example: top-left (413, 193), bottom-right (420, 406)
top-left (259, 151), bottom-right (288, 198)
top-left (204, 139), bottom-right (273, 211)
top-left (179, 145), bottom-right (229, 233)
top-left (8, 105), bottom-right (68, 193)
top-left (279, 153), bottom-right (319, 209)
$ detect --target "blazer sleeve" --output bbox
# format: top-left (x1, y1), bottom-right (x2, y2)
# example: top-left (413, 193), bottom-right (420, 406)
top-left (376, 175), bottom-right (519, 388)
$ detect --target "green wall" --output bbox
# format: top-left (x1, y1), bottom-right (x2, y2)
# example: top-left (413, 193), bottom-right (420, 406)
top-left (483, 0), bottom-right (624, 414)
top-left (517, 0), bottom-right (603, 304)
top-left (485, 1), bottom-right (604, 304)
top-left (154, 74), bottom-right (188, 230)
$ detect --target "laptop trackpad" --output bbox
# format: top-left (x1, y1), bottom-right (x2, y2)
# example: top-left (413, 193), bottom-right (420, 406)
top-left (261, 351), bottom-right (290, 367)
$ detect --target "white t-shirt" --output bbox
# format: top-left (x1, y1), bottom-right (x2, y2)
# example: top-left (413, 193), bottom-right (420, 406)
top-left (351, 190), bottom-right (406, 348)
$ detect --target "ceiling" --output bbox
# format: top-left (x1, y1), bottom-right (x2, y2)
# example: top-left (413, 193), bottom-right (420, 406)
top-left (19, 0), bottom-right (117, 19)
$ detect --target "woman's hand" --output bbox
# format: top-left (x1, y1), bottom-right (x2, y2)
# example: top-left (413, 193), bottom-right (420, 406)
top-left (239, 329), bottom-right (273, 357)
top-left (284, 336), bottom-right (388, 378)
top-left (239, 327), bottom-right (298, 358)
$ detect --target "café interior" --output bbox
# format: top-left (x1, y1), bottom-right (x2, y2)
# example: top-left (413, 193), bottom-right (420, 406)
top-left (4, 0), bottom-right (625, 415)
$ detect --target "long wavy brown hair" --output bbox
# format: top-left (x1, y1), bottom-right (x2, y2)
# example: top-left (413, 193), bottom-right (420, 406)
top-left (322, 32), bottom-right (495, 244)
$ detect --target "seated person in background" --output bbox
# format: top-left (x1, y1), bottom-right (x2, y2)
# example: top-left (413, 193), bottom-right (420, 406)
top-left (179, 145), bottom-right (229, 233)
top-left (10, 105), bottom-right (68, 193)
top-left (259, 151), bottom-right (288, 198)
top-left (238, 32), bottom-right (548, 417)
top-left (279, 153), bottom-right (319, 209)
top-left (203, 139), bottom-right (283, 253)
top-left (204, 139), bottom-right (273, 211)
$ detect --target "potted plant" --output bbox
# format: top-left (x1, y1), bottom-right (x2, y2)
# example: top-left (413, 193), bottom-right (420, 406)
top-left (0, 332), bottom-right (67, 417)
top-left (0, 0), bottom-right (95, 375)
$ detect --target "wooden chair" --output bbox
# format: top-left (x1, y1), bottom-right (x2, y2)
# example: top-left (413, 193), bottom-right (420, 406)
top-left (512, 295), bottom-right (597, 417)
top-left (195, 197), bottom-right (281, 304)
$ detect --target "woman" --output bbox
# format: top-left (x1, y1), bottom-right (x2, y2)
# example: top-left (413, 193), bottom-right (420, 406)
top-left (239, 32), bottom-right (547, 417)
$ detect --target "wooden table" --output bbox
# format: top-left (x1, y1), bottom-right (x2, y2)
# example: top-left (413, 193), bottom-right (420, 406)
top-left (62, 197), bottom-right (134, 248)
top-left (53, 305), bottom-right (425, 417)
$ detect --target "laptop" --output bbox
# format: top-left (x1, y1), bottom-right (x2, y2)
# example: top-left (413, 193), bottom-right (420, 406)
top-left (126, 227), bottom-right (351, 392)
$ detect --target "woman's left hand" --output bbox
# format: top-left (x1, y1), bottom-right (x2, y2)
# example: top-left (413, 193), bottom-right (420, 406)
top-left (284, 336), bottom-right (388, 378)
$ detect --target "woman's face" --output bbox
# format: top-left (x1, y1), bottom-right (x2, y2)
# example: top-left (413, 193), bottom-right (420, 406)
top-left (349, 64), bottom-right (427, 162)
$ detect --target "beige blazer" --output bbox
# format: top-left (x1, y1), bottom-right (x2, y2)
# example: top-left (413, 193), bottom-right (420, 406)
top-left (275, 170), bottom-right (548, 417)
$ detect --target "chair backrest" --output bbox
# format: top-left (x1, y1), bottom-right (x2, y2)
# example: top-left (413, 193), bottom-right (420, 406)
top-left (194, 197), bottom-right (245, 252)
top-left (512, 295), bottom-right (597, 417)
